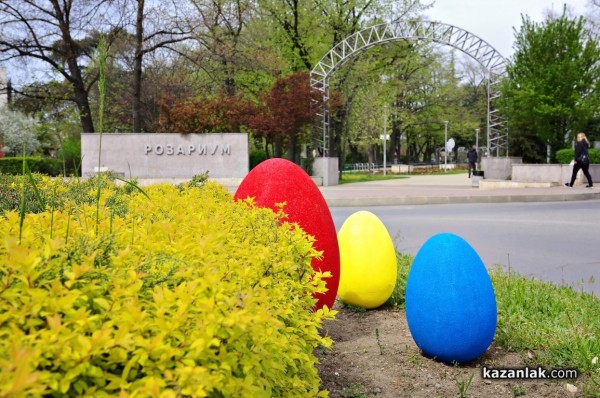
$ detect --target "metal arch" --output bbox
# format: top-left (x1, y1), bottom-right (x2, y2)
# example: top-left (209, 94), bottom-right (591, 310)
top-left (311, 20), bottom-right (508, 157)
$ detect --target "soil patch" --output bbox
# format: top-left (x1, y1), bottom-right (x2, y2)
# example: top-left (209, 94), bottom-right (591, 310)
top-left (316, 304), bottom-right (580, 398)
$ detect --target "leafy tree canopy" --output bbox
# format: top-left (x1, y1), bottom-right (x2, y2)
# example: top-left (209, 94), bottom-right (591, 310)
top-left (502, 6), bottom-right (600, 162)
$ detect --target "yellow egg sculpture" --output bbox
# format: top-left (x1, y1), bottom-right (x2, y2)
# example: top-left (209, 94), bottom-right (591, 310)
top-left (337, 211), bottom-right (397, 309)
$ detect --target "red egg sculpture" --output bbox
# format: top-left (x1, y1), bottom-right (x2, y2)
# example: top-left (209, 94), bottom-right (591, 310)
top-left (234, 158), bottom-right (340, 310)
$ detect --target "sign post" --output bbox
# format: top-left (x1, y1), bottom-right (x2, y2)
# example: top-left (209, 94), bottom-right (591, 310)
top-left (444, 121), bottom-right (449, 172)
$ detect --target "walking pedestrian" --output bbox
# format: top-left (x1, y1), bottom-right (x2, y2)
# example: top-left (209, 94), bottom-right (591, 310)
top-left (565, 132), bottom-right (593, 188)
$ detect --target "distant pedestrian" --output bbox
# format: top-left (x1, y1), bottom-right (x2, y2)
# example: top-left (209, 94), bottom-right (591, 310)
top-left (565, 132), bottom-right (593, 188)
top-left (467, 145), bottom-right (478, 178)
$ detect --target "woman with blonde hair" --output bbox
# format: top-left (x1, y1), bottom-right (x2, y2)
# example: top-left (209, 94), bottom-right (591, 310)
top-left (565, 132), bottom-right (593, 188)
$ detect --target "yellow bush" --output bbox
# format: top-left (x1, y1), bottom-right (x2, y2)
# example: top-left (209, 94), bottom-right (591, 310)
top-left (0, 181), bottom-right (334, 397)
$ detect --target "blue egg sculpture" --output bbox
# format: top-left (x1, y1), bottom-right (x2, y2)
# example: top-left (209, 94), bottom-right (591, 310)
top-left (405, 233), bottom-right (497, 363)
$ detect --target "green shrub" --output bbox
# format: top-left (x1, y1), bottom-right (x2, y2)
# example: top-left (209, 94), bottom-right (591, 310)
top-left (384, 253), bottom-right (412, 308)
top-left (556, 148), bottom-right (600, 164)
top-left (0, 157), bottom-right (63, 176)
top-left (0, 174), bottom-right (111, 215)
top-left (249, 150), bottom-right (268, 170)
top-left (57, 138), bottom-right (82, 176)
top-left (37, 158), bottom-right (63, 176)
top-left (0, 174), bottom-right (45, 214)
top-left (0, 181), bottom-right (334, 397)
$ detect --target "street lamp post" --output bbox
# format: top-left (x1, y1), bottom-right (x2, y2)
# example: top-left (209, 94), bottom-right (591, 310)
top-left (380, 107), bottom-right (389, 176)
top-left (475, 128), bottom-right (480, 151)
top-left (444, 121), bottom-right (448, 172)
top-left (383, 124), bottom-right (387, 176)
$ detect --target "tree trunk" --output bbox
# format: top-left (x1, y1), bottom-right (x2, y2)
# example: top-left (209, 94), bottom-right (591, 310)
top-left (348, 142), bottom-right (360, 163)
top-left (224, 61), bottom-right (236, 97)
top-left (73, 82), bottom-right (95, 133)
top-left (264, 139), bottom-right (271, 158)
top-left (54, 0), bottom-right (95, 133)
top-left (274, 141), bottom-right (283, 158)
top-left (367, 145), bottom-right (375, 165)
top-left (287, 135), bottom-right (297, 163)
top-left (133, 0), bottom-right (145, 133)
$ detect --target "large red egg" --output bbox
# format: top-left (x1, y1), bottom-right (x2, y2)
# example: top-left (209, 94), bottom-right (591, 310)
top-left (234, 158), bottom-right (340, 310)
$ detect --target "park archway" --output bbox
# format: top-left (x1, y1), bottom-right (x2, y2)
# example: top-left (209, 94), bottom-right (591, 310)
top-left (310, 19), bottom-right (508, 158)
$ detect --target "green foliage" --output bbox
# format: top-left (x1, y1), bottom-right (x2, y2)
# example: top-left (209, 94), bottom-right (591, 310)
top-left (0, 181), bottom-right (334, 397)
top-left (185, 171), bottom-right (210, 188)
top-left (0, 174), bottom-right (46, 215)
top-left (339, 301), bottom-right (366, 314)
top-left (556, 148), bottom-right (575, 164)
top-left (455, 373), bottom-right (474, 398)
top-left (337, 40), bottom-right (484, 165)
top-left (339, 172), bottom-right (409, 184)
top-left (384, 253), bottom-right (412, 308)
top-left (502, 9), bottom-right (600, 160)
top-left (57, 138), bottom-right (82, 176)
top-left (556, 148), bottom-right (600, 164)
top-left (0, 157), bottom-right (62, 176)
top-left (512, 385), bottom-right (526, 397)
top-left (250, 149), bottom-right (268, 169)
top-left (491, 268), bottom-right (600, 391)
top-left (341, 383), bottom-right (368, 398)
top-left (375, 328), bottom-right (384, 355)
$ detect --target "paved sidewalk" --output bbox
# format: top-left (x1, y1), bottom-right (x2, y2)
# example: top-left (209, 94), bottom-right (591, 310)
top-left (319, 174), bottom-right (600, 206)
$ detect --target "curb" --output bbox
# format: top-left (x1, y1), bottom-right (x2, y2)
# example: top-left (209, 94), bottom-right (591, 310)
top-left (324, 191), bottom-right (600, 207)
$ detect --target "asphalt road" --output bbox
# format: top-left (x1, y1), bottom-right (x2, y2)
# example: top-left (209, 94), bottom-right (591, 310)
top-left (330, 200), bottom-right (600, 298)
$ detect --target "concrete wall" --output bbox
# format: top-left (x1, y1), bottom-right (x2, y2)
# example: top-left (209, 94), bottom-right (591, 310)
top-left (82, 133), bottom-right (248, 179)
top-left (481, 157), bottom-right (522, 180)
top-left (512, 164), bottom-right (569, 184)
top-left (391, 164), bottom-right (413, 173)
top-left (313, 157), bottom-right (339, 186)
top-left (513, 164), bottom-right (600, 186)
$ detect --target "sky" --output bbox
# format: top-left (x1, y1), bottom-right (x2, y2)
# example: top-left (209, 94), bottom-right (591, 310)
top-left (1, 1), bottom-right (594, 87)
top-left (423, 0), bottom-right (592, 59)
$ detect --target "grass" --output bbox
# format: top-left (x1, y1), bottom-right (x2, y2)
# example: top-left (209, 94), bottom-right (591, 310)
top-left (375, 328), bottom-right (384, 355)
top-left (341, 383), bottom-right (368, 398)
top-left (339, 172), bottom-right (409, 184)
top-left (388, 253), bottom-right (600, 395)
top-left (455, 373), bottom-right (474, 398)
top-left (491, 267), bottom-right (600, 395)
top-left (384, 252), bottom-right (411, 308)
top-left (339, 167), bottom-right (468, 184)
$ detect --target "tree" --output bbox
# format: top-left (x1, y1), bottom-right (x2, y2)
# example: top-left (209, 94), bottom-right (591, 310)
top-left (315, 0), bottom-right (434, 162)
top-left (0, 107), bottom-right (40, 156)
top-left (246, 72), bottom-right (320, 160)
top-left (502, 8), bottom-right (600, 162)
top-left (186, 0), bottom-right (256, 96)
top-left (0, 1), bottom-right (114, 133)
top-left (154, 90), bottom-right (252, 133)
top-left (123, 0), bottom-right (194, 133)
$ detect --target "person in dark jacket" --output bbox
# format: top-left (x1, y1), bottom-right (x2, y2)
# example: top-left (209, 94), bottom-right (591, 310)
top-left (467, 145), bottom-right (478, 178)
top-left (566, 132), bottom-right (593, 188)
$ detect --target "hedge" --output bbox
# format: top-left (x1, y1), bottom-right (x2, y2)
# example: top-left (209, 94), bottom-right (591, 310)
top-left (0, 157), bottom-right (60, 176)
top-left (0, 180), bottom-right (334, 397)
top-left (555, 148), bottom-right (600, 164)
top-left (0, 157), bottom-right (80, 176)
